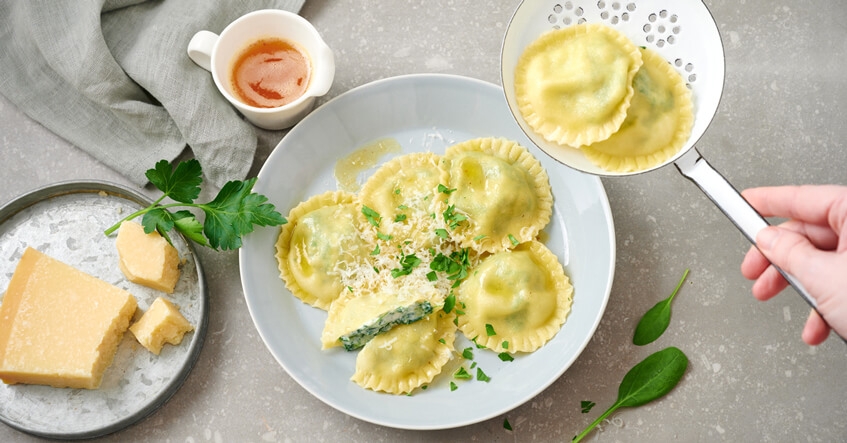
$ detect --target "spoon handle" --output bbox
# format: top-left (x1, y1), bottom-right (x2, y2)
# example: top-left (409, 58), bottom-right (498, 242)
top-left (674, 148), bottom-right (847, 344)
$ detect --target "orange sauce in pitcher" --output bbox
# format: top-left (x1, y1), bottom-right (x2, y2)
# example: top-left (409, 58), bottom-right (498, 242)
top-left (231, 38), bottom-right (310, 108)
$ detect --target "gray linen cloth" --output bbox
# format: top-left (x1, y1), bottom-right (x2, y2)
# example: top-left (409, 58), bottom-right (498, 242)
top-left (0, 0), bottom-right (305, 188)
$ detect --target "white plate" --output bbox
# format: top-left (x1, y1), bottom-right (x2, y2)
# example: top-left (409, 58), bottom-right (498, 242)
top-left (239, 74), bottom-right (615, 430)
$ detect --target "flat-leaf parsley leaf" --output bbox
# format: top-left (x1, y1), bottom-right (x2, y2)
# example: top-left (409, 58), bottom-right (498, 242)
top-left (104, 159), bottom-right (286, 250)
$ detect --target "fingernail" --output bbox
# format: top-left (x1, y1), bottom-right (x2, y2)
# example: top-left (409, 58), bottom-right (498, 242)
top-left (757, 226), bottom-right (779, 251)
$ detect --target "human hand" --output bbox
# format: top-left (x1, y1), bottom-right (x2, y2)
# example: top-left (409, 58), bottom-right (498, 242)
top-left (740, 185), bottom-right (847, 345)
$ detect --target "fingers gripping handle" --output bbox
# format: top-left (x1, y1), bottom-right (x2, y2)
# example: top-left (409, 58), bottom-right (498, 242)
top-left (674, 149), bottom-right (847, 344)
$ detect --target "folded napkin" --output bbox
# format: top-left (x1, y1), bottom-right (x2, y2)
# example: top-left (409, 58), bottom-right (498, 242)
top-left (0, 0), bottom-right (305, 188)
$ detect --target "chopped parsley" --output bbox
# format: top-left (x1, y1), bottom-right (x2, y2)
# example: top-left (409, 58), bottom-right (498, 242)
top-left (580, 400), bottom-right (596, 414)
top-left (450, 381), bottom-right (458, 391)
top-left (443, 293), bottom-right (456, 313)
top-left (391, 253), bottom-right (421, 278)
top-left (370, 244), bottom-right (380, 255)
top-left (443, 204), bottom-right (467, 229)
top-left (434, 228), bottom-right (449, 239)
top-left (453, 367), bottom-right (472, 380)
top-left (503, 418), bottom-right (513, 431)
top-left (485, 323), bottom-right (497, 336)
top-left (362, 205), bottom-right (381, 227)
top-left (508, 234), bottom-right (519, 246)
top-left (476, 367), bottom-right (491, 382)
top-left (430, 248), bottom-right (471, 286)
top-left (438, 184), bottom-right (457, 194)
top-left (471, 336), bottom-right (486, 349)
top-left (462, 347), bottom-right (474, 360)
top-left (498, 352), bottom-right (514, 362)
top-left (394, 214), bottom-right (407, 222)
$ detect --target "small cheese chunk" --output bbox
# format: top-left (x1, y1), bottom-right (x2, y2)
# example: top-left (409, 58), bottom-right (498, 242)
top-left (0, 247), bottom-right (138, 389)
top-left (116, 221), bottom-right (180, 293)
top-left (130, 297), bottom-right (193, 355)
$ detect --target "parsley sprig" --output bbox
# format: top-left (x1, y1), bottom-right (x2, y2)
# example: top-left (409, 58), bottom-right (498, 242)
top-left (104, 159), bottom-right (286, 250)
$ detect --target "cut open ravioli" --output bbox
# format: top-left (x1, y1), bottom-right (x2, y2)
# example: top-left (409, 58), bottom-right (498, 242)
top-left (582, 47), bottom-right (694, 172)
top-left (351, 310), bottom-right (456, 395)
top-left (456, 240), bottom-right (573, 353)
top-left (321, 283), bottom-right (445, 350)
top-left (275, 191), bottom-right (371, 310)
top-left (443, 138), bottom-right (552, 253)
top-left (359, 152), bottom-right (449, 247)
top-left (514, 23), bottom-right (642, 148)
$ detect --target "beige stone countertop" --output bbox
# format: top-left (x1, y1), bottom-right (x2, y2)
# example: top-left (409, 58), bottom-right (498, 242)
top-left (2, 0), bottom-right (847, 441)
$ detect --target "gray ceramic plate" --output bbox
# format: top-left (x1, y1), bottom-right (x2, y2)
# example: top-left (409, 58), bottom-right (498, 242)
top-left (239, 74), bottom-right (616, 429)
top-left (0, 181), bottom-right (208, 439)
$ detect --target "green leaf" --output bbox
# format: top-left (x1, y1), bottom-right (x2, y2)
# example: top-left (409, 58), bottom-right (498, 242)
top-left (141, 207), bottom-right (175, 238)
top-left (476, 367), bottom-right (491, 382)
top-left (362, 205), bottom-right (381, 227)
top-left (107, 160), bottom-right (286, 248)
top-left (443, 204), bottom-right (467, 229)
top-left (508, 234), bottom-right (519, 246)
top-left (443, 293), bottom-right (456, 314)
top-left (572, 347), bottom-right (688, 442)
top-left (171, 210), bottom-right (208, 247)
top-left (580, 400), bottom-right (596, 414)
top-left (633, 269), bottom-right (690, 346)
top-left (438, 184), bottom-right (456, 194)
top-left (453, 367), bottom-right (472, 380)
top-left (391, 253), bottom-right (422, 278)
top-left (200, 178), bottom-right (286, 250)
top-left (145, 158), bottom-right (202, 204)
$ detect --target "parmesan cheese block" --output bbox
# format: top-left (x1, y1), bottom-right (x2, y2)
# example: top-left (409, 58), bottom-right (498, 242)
top-left (129, 297), bottom-right (194, 355)
top-left (116, 221), bottom-right (180, 293)
top-left (0, 247), bottom-right (138, 389)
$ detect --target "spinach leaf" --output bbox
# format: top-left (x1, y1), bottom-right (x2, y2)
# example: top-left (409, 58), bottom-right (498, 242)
top-left (572, 347), bottom-right (688, 442)
top-left (633, 269), bottom-right (689, 346)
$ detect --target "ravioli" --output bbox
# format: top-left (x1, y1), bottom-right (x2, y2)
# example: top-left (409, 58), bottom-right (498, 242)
top-left (320, 283), bottom-right (444, 349)
top-left (582, 47), bottom-right (694, 172)
top-left (358, 152), bottom-right (448, 247)
top-left (514, 23), bottom-right (642, 148)
top-left (456, 240), bottom-right (573, 353)
top-left (275, 191), bottom-right (371, 310)
top-left (443, 138), bottom-right (552, 253)
top-left (351, 310), bottom-right (456, 395)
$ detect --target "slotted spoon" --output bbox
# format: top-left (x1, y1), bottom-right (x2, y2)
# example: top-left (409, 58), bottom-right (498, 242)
top-left (501, 0), bottom-right (843, 342)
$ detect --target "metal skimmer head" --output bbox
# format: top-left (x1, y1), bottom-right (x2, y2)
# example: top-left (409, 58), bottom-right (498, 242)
top-left (501, 0), bottom-right (725, 175)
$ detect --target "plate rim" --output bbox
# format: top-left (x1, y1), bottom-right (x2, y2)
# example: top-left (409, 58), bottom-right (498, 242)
top-left (0, 180), bottom-right (210, 440)
top-left (239, 73), bottom-right (616, 430)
